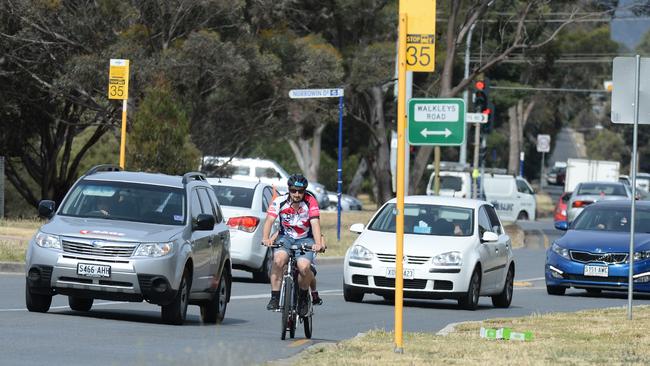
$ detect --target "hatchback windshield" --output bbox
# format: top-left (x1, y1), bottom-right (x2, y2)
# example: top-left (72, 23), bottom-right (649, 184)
top-left (368, 203), bottom-right (473, 236)
top-left (212, 185), bottom-right (254, 208)
top-left (572, 207), bottom-right (650, 233)
top-left (577, 183), bottom-right (627, 196)
top-left (59, 181), bottom-right (185, 225)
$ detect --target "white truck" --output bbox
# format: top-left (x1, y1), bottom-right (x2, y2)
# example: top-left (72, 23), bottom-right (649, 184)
top-left (564, 158), bottom-right (620, 193)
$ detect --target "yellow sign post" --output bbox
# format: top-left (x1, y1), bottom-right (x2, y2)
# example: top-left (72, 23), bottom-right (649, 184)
top-left (395, 0), bottom-right (436, 353)
top-left (402, 0), bottom-right (436, 72)
top-left (108, 59), bottom-right (130, 169)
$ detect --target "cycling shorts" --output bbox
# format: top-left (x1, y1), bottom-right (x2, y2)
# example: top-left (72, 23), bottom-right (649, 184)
top-left (274, 235), bottom-right (316, 262)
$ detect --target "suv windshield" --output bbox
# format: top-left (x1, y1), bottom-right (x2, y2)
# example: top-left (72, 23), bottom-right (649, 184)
top-left (368, 203), bottom-right (473, 236)
top-left (439, 176), bottom-right (463, 191)
top-left (59, 180), bottom-right (186, 225)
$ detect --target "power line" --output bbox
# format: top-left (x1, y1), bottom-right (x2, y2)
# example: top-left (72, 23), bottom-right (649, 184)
top-left (491, 85), bottom-right (608, 93)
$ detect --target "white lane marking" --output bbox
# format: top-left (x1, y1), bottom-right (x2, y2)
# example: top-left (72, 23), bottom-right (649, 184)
top-left (0, 290), bottom-right (344, 312)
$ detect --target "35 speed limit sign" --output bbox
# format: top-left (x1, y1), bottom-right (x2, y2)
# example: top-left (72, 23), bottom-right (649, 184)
top-left (108, 59), bottom-right (130, 100)
top-left (400, 0), bottom-right (436, 72)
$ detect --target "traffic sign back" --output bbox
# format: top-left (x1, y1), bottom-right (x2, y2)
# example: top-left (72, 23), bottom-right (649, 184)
top-left (408, 98), bottom-right (465, 146)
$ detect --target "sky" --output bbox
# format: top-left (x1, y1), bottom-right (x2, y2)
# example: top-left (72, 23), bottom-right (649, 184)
top-left (611, 0), bottom-right (650, 51)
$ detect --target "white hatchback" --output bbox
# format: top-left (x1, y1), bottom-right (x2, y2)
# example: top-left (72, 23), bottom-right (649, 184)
top-left (208, 178), bottom-right (277, 282)
top-left (343, 195), bottom-right (515, 309)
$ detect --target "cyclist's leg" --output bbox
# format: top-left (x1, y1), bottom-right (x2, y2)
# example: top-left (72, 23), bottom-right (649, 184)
top-left (309, 254), bottom-right (322, 305)
top-left (267, 236), bottom-right (290, 310)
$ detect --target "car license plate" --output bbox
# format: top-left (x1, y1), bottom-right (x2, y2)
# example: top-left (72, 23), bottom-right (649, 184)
top-left (386, 268), bottom-right (414, 280)
top-left (584, 264), bottom-right (608, 277)
top-left (77, 263), bottom-right (111, 278)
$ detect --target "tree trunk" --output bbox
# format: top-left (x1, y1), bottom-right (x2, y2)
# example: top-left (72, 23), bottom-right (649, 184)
top-left (347, 157), bottom-right (368, 197)
top-left (508, 104), bottom-right (520, 175)
top-left (366, 86), bottom-right (393, 206)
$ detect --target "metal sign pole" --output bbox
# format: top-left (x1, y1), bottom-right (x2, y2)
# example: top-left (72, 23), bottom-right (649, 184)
top-left (540, 152), bottom-right (545, 192)
top-left (337, 94), bottom-right (344, 242)
top-left (628, 55), bottom-right (641, 320)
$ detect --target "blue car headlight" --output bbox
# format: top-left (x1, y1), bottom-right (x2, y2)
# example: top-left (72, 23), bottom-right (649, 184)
top-left (634, 251), bottom-right (650, 261)
top-left (349, 245), bottom-right (374, 261)
top-left (551, 242), bottom-right (570, 260)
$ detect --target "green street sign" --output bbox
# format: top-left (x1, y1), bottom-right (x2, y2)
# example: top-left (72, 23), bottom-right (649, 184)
top-left (408, 98), bottom-right (465, 146)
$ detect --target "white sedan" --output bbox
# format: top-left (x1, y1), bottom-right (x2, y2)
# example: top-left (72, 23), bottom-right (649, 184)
top-left (343, 195), bottom-right (515, 310)
top-left (208, 178), bottom-right (276, 282)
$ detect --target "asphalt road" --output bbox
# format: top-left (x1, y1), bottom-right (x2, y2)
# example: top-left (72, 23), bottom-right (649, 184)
top-left (2, 219), bottom-right (649, 365)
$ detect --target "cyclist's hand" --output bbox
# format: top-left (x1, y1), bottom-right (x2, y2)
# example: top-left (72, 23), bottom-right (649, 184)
top-left (262, 238), bottom-right (275, 247)
top-left (312, 242), bottom-right (325, 253)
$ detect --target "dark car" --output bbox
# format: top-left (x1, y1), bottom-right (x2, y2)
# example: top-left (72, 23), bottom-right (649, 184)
top-left (547, 166), bottom-right (566, 186)
top-left (26, 165), bottom-right (232, 325)
top-left (546, 200), bottom-right (650, 296)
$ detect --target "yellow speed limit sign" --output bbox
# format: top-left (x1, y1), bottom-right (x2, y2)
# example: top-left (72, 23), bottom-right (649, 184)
top-left (400, 0), bottom-right (436, 72)
top-left (108, 59), bottom-right (130, 100)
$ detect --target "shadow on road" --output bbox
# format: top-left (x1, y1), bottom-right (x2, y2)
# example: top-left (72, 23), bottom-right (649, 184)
top-left (50, 309), bottom-right (249, 326)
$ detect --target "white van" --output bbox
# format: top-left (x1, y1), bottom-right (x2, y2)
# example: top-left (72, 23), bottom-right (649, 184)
top-left (426, 171), bottom-right (472, 198)
top-left (201, 156), bottom-right (330, 208)
top-left (482, 174), bottom-right (536, 222)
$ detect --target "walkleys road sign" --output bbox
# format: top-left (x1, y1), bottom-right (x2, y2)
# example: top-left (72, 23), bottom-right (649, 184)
top-left (408, 98), bottom-right (465, 145)
top-left (288, 88), bottom-right (343, 99)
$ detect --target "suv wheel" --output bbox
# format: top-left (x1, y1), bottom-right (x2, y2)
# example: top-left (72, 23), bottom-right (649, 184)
top-left (68, 296), bottom-right (94, 311)
top-left (162, 270), bottom-right (190, 325)
top-left (25, 280), bottom-right (52, 313)
top-left (252, 249), bottom-right (272, 283)
top-left (201, 269), bottom-right (230, 324)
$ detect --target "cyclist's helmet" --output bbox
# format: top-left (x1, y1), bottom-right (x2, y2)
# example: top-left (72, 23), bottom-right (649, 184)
top-left (287, 174), bottom-right (308, 189)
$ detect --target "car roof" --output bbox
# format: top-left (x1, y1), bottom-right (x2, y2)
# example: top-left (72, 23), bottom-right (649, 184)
top-left (386, 195), bottom-right (486, 209)
top-left (577, 181), bottom-right (626, 187)
top-left (206, 177), bottom-right (267, 189)
top-left (587, 199), bottom-right (645, 209)
top-left (82, 171), bottom-right (186, 187)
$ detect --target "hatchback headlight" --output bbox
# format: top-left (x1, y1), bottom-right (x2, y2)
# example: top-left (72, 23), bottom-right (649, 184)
top-left (134, 242), bottom-right (173, 257)
top-left (349, 245), bottom-right (373, 261)
top-left (551, 242), bottom-right (570, 259)
top-left (34, 232), bottom-right (61, 249)
top-left (634, 251), bottom-right (650, 261)
top-left (432, 251), bottom-right (462, 266)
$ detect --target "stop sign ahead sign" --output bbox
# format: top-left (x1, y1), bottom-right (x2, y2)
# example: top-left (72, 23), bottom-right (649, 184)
top-left (537, 134), bottom-right (551, 153)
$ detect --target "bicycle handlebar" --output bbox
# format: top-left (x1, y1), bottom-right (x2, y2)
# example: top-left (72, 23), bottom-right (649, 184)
top-left (262, 241), bottom-right (322, 253)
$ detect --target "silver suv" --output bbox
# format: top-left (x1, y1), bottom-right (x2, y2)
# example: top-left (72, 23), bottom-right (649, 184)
top-left (25, 165), bottom-right (232, 325)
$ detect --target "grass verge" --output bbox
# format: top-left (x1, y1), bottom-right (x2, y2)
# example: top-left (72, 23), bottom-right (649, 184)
top-left (0, 219), bottom-right (41, 262)
top-left (320, 209), bottom-right (376, 257)
top-left (295, 306), bottom-right (650, 365)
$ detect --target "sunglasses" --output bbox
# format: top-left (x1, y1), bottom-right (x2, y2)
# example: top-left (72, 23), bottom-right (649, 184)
top-left (289, 188), bottom-right (306, 194)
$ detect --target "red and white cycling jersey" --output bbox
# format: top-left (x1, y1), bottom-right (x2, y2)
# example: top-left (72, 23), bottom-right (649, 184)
top-left (267, 194), bottom-right (320, 239)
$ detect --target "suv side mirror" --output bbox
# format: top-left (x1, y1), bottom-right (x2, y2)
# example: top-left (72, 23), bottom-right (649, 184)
top-left (38, 200), bottom-right (56, 219)
top-left (194, 214), bottom-right (215, 231)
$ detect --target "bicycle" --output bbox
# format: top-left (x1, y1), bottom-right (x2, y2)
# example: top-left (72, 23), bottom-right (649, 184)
top-left (269, 242), bottom-right (315, 340)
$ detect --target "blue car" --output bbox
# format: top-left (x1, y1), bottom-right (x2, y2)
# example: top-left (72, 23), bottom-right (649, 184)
top-left (546, 200), bottom-right (650, 296)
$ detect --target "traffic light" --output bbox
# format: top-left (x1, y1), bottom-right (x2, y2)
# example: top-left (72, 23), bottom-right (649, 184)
top-left (473, 79), bottom-right (489, 113)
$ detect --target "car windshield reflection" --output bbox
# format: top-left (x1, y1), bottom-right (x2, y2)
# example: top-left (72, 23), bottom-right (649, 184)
top-left (368, 203), bottom-right (474, 237)
top-left (571, 207), bottom-right (650, 233)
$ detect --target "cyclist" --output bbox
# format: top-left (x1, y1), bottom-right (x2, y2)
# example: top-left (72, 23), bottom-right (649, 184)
top-left (262, 174), bottom-right (324, 315)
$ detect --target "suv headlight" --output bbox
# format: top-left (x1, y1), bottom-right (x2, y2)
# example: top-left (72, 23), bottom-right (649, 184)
top-left (551, 242), bottom-right (570, 259)
top-left (634, 251), bottom-right (650, 261)
top-left (34, 232), bottom-right (61, 249)
top-left (134, 242), bottom-right (173, 257)
top-left (432, 251), bottom-right (462, 266)
top-left (349, 245), bottom-right (373, 261)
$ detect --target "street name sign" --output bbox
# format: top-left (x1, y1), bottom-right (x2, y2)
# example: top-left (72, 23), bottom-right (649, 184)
top-left (408, 98), bottom-right (465, 145)
top-left (537, 134), bottom-right (551, 153)
top-left (108, 59), bottom-right (129, 100)
top-left (466, 112), bottom-right (487, 123)
top-left (400, 0), bottom-right (436, 72)
top-left (288, 88), bottom-right (344, 99)
top-left (612, 56), bottom-right (650, 124)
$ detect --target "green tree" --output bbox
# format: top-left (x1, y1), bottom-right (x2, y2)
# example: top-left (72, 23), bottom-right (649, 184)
top-left (127, 81), bottom-right (200, 175)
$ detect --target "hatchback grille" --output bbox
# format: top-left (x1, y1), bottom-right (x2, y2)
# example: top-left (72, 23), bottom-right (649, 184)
top-left (570, 251), bottom-right (627, 264)
top-left (373, 276), bottom-right (428, 289)
top-left (376, 253), bottom-right (431, 265)
top-left (62, 240), bottom-right (136, 257)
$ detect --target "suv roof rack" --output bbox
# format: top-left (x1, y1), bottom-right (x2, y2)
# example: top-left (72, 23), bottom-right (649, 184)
top-left (84, 164), bottom-right (122, 176)
top-left (182, 172), bottom-right (206, 184)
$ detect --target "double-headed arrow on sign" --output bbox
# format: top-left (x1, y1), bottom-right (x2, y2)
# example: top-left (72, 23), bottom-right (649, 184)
top-left (420, 128), bottom-right (452, 138)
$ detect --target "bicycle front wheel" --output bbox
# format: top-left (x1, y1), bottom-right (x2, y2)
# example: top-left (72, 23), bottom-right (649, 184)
top-left (303, 314), bottom-right (312, 339)
top-left (281, 277), bottom-right (292, 340)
